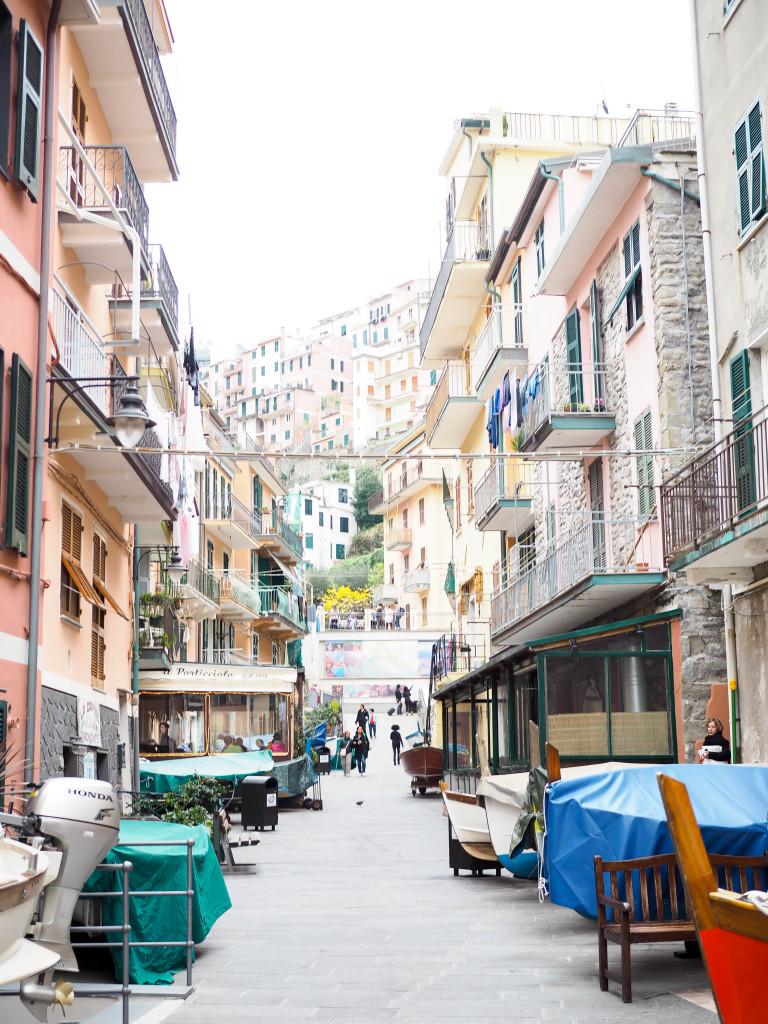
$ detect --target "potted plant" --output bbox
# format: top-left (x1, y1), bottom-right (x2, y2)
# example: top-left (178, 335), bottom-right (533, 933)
top-left (594, 398), bottom-right (605, 412)
top-left (562, 402), bottom-right (572, 413)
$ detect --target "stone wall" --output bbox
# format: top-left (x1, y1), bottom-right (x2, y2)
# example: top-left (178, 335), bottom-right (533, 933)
top-left (40, 687), bottom-right (120, 786)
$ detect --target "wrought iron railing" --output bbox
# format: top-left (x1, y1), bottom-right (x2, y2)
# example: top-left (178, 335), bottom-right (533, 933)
top-left (491, 513), bottom-right (663, 636)
top-left (203, 491), bottom-right (262, 545)
top-left (369, 461), bottom-right (434, 511)
top-left (519, 361), bottom-right (610, 449)
top-left (51, 285), bottom-right (108, 407)
top-left (470, 302), bottom-right (526, 394)
top-left (122, 0), bottom-right (178, 153)
top-left (265, 507), bottom-right (302, 557)
top-left (425, 360), bottom-right (472, 441)
top-left (143, 243), bottom-right (178, 327)
top-left (421, 221), bottom-right (491, 355)
top-left (617, 108), bottom-right (695, 151)
top-left (661, 409), bottom-right (768, 562)
top-left (176, 556), bottom-right (220, 607)
top-left (259, 585), bottom-right (307, 630)
top-left (217, 570), bottom-right (261, 616)
top-left (59, 144), bottom-right (149, 253)
top-left (474, 459), bottom-right (535, 522)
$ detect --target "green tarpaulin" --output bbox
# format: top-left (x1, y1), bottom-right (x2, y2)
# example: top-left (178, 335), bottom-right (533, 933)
top-left (140, 750), bottom-right (275, 793)
top-left (83, 819), bottom-right (232, 985)
top-left (270, 754), bottom-right (317, 795)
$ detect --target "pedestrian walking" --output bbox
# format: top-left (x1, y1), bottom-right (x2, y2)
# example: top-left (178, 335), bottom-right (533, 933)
top-left (403, 686), bottom-right (411, 714)
top-left (355, 703), bottom-right (369, 736)
top-left (384, 605), bottom-right (394, 630)
top-left (390, 723), bottom-right (403, 765)
top-left (374, 604), bottom-right (384, 630)
top-left (395, 685), bottom-right (402, 714)
top-left (350, 726), bottom-right (369, 774)
top-left (330, 605), bottom-right (339, 630)
top-left (369, 708), bottom-right (376, 739)
top-left (339, 730), bottom-right (353, 775)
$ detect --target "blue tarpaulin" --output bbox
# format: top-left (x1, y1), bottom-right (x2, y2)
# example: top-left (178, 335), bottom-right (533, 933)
top-left (545, 763), bottom-right (768, 919)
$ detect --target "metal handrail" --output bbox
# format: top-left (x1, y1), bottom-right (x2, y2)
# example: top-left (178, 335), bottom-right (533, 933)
top-left (474, 459), bottom-right (535, 520)
top-left (519, 360), bottom-right (609, 448)
top-left (421, 221), bottom-right (491, 354)
top-left (471, 302), bottom-right (526, 394)
top-left (122, 0), bottom-right (177, 152)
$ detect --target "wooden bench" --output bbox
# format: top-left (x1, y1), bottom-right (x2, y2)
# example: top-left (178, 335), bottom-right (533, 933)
top-left (595, 850), bottom-right (768, 1002)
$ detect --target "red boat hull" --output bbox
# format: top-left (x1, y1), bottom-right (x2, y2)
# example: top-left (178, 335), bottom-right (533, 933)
top-left (400, 746), bottom-right (443, 784)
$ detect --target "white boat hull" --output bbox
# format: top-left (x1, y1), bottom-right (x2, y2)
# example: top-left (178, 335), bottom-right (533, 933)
top-left (0, 836), bottom-right (61, 986)
top-left (442, 791), bottom-right (492, 846)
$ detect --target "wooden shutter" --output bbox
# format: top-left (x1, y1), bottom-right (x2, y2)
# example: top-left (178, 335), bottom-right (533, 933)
top-left (589, 458), bottom-right (606, 568)
top-left (13, 20), bottom-right (43, 201)
top-left (731, 349), bottom-right (752, 422)
top-left (635, 411), bottom-right (654, 519)
top-left (7, 354), bottom-right (33, 554)
top-left (0, 699), bottom-right (6, 744)
top-left (62, 503), bottom-right (83, 561)
top-left (93, 532), bottom-right (107, 585)
top-left (91, 605), bottom-right (105, 682)
top-left (749, 103), bottom-right (765, 220)
top-left (512, 258), bottom-right (523, 346)
top-left (565, 310), bottom-right (583, 406)
top-left (590, 279), bottom-right (603, 403)
top-left (731, 350), bottom-right (755, 512)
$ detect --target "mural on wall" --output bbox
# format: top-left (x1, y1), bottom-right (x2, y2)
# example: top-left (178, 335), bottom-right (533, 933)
top-left (324, 640), bottom-right (432, 681)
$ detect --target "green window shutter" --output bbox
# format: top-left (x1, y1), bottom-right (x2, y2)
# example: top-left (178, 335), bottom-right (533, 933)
top-left (749, 103), bottom-right (766, 220)
top-left (736, 117), bottom-right (751, 232)
top-left (590, 279), bottom-right (602, 402)
top-left (565, 309), bottom-right (583, 405)
top-left (14, 20), bottom-right (43, 202)
top-left (730, 349), bottom-right (752, 422)
top-left (7, 353), bottom-right (32, 555)
top-left (634, 411), bottom-right (654, 519)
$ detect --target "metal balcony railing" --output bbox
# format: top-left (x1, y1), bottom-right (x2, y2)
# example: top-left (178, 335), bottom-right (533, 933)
top-left (497, 110), bottom-right (631, 146)
top-left (474, 459), bottom-right (535, 520)
top-left (470, 303), bottom-right (525, 393)
top-left (59, 144), bottom-right (149, 253)
top-left (51, 285), bottom-right (109, 407)
top-left (425, 360), bottom-right (473, 441)
top-left (430, 633), bottom-right (488, 683)
top-left (266, 507), bottom-right (302, 557)
top-left (369, 461), bottom-right (431, 512)
top-left (617, 108), bottom-right (695, 152)
top-left (143, 244), bottom-right (178, 327)
top-left (386, 527), bottom-right (412, 549)
top-left (122, 0), bottom-right (178, 154)
top-left (661, 408), bottom-right (768, 563)
top-left (420, 221), bottom-right (491, 356)
top-left (520, 361), bottom-right (609, 448)
top-left (491, 513), bottom-right (663, 636)
top-left (217, 570), bottom-right (261, 616)
top-left (259, 585), bottom-right (307, 630)
top-left (203, 492), bottom-right (263, 545)
top-left (175, 556), bottom-right (220, 607)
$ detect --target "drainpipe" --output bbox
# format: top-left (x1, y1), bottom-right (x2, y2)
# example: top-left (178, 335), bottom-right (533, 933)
top-left (641, 168), bottom-right (700, 203)
top-left (461, 123), bottom-right (473, 159)
top-left (677, 165), bottom-right (697, 437)
top-left (26, 0), bottom-right (61, 785)
top-left (480, 151), bottom-right (495, 252)
top-left (540, 163), bottom-right (564, 233)
top-left (688, 0), bottom-right (738, 761)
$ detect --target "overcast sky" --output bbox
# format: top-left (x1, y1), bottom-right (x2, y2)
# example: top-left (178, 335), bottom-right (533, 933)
top-left (146, 0), bottom-right (696, 360)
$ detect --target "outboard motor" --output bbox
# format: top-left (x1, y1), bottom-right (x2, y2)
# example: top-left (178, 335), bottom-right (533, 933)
top-left (18, 778), bottom-right (119, 1018)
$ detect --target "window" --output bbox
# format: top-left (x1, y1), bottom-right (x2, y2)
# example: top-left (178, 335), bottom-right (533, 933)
top-left (565, 309), bottom-right (583, 406)
top-left (363, 330), bottom-right (368, 344)
top-left (91, 533), bottom-right (107, 682)
top-left (535, 220), bottom-right (545, 277)
top-left (305, 498), bottom-right (313, 515)
top-left (383, 328), bottom-right (388, 341)
top-left (307, 355), bottom-right (311, 367)
top-left (385, 384), bottom-right (391, 399)
top-left (340, 360), bottom-right (344, 371)
top-left (305, 533), bottom-right (314, 550)
top-left (13, 19), bottom-right (43, 200)
top-left (274, 362), bottom-right (278, 372)
top-left (0, 4), bottom-right (12, 179)
top-left (285, 430), bottom-right (290, 440)
top-left (735, 100), bottom-right (766, 235)
top-left (411, 376), bottom-right (418, 391)
top-left (61, 503), bottom-right (102, 624)
top-left (389, 562), bottom-right (395, 584)
top-left (331, 358), bottom-right (335, 369)
top-left (332, 380), bottom-right (338, 391)
top-left (261, 345), bottom-right (266, 356)
top-left (512, 256), bottom-right (524, 345)
top-left (634, 410), bottom-right (655, 519)
top-left (7, 352), bottom-right (31, 554)
top-left (623, 221), bottom-right (643, 331)
top-left (339, 382), bottom-right (343, 393)
top-left (341, 325), bottom-right (346, 336)
top-left (404, 554), bottom-right (410, 572)
top-left (261, 366), bottom-right (265, 376)
top-left (319, 512), bottom-right (324, 527)
top-left (335, 544), bottom-right (345, 560)
top-left (430, 369), bottom-right (437, 386)
top-left (338, 488), bottom-right (348, 503)
top-left (340, 517), bottom-right (349, 533)
top-left (402, 508), bottom-right (408, 528)
top-left (373, 331), bottom-right (378, 344)
top-left (418, 498), bottom-right (425, 525)
top-left (344, 434), bottom-right (349, 445)
top-left (335, 417), bottom-right (340, 425)
top-left (274, 341), bottom-right (279, 351)
top-left (237, 371), bottom-right (242, 386)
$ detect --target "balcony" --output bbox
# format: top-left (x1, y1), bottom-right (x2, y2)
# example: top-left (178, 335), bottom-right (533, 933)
top-left (402, 568), bottom-right (430, 593)
top-left (203, 492), bottom-right (262, 547)
top-left (470, 303), bottom-right (527, 399)
top-left (474, 459), bottom-right (535, 536)
top-left (386, 527), bottom-right (412, 551)
top-left (109, 244), bottom-right (179, 357)
top-left (520, 362), bottom-right (614, 453)
top-left (58, 144), bottom-right (149, 285)
top-left (661, 409), bottom-right (768, 584)
top-left (491, 513), bottom-right (665, 645)
top-left (173, 558), bottom-right (220, 622)
top-left (372, 584), bottom-right (399, 606)
top-left (256, 586), bottom-right (308, 639)
top-left (420, 221), bottom-right (492, 365)
top-left (369, 461), bottom-right (438, 513)
top-left (425, 361), bottom-right (482, 450)
top-left (260, 509), bottom-right (303, 565)
top-left (69, 0), bottom-right (178, 181)
top-left (217, 571), bottom-right (260, 622)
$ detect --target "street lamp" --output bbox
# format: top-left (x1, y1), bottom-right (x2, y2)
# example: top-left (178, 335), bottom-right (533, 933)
top-left (46, 375), bottom-right (155, 449)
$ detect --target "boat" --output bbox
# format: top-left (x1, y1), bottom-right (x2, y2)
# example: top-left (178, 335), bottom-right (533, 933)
top-left (476, 771), bottom-right (539, 878)
top-left (545, 762), bottom-right (768, 919)
top-left (400, 745), bottom-right (443, 794)
top-left (0, 832), bottom-right (61, 988)
top-left (659, 772), bottom-right (768, 1024)
top-left (442, 790), bottom-right (499, 864)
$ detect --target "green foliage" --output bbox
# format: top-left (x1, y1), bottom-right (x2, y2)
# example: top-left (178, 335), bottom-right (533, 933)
top-left (352, 466), bottom-right (383, 531)
top-left (131, 776), bottom-right (229, 839)
top-left (328, 552), bottom-right (380, 591)
top-left (348, 523), bottom-right (383, 556)
top-left (304, 699), bottom-right (343, 734)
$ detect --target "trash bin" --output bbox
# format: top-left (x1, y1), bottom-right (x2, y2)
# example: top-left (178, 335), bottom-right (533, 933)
top-left (316, 746), bottom-right (331, 775)
top-left (241, 775), bottom-right (278, 831)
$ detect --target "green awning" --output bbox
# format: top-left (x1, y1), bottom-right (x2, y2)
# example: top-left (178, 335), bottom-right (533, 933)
top-left (603, 265), bottom-right (640, 326)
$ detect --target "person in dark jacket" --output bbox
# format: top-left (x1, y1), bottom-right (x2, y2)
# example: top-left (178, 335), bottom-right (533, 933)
top-left (698, 717), bottom-right (731, 762)
top-left (350, 726), bottom-right (369, 774)
top-left (403, 686), bottom-right (412, 714)
top-left (390, 723), bottom-right (404, 765)
top-left (355, 704), bottom-right (369, 735)
top-left (395, 685), bottom-right (402, 714)
top-left (339, 730), bottom-right (353, 775)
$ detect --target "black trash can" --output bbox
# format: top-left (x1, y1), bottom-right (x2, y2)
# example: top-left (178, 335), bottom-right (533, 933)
top-left (316, 746), bottom-right (331, 775)
top-left (241, 775), bottom-right (278, 831)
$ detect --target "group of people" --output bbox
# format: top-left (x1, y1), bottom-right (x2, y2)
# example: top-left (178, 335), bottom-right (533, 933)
top-left (394, 685), bottom-right (416, 714)
top-left (338, 702), bottom-right (407, 774)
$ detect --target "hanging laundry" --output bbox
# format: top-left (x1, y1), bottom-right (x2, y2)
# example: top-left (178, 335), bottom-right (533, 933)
top-left (530, 366), bottom-right (541, 400)
top-left (516, 378), bottom-right (523, 428)
top-left (486, 398), bottom-right (495, 449)
top-left (502, 370), bottom-right (511, 411)
top-left (183, 328), bottom-right (200, 405)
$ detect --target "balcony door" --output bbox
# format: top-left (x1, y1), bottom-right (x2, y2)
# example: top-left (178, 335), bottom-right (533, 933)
top-left (589, 459), bottom-right (606, 570)
top-left (731, 351), bottom-right (755, 515)
top-left (69, 80), bottom-right (86, 206)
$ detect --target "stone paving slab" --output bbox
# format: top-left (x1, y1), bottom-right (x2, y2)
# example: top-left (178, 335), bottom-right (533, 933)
top-left (119, 725), bottom-right (717, 1022)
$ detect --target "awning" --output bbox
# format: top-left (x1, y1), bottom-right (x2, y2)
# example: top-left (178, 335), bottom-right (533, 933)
top-left (95, 580), bottom-right (129, 620)
top-left (270, 552), bottom-right (301, 588)
top-left (603, 264), bottom-right (640, 326)
top-left (63, 556), bottom-right (104, 607)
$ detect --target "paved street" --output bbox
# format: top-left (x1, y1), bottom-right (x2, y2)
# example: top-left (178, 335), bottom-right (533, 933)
top-left (158, 724), bottom-right (715, 1024)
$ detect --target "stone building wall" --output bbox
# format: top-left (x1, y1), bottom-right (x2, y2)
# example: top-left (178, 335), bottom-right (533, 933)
top-left (39, 687), bottom-right (119, 786)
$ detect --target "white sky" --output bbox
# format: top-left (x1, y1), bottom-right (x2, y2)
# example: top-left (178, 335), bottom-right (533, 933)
top-left (146, 0), bottom-right (696, 360)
